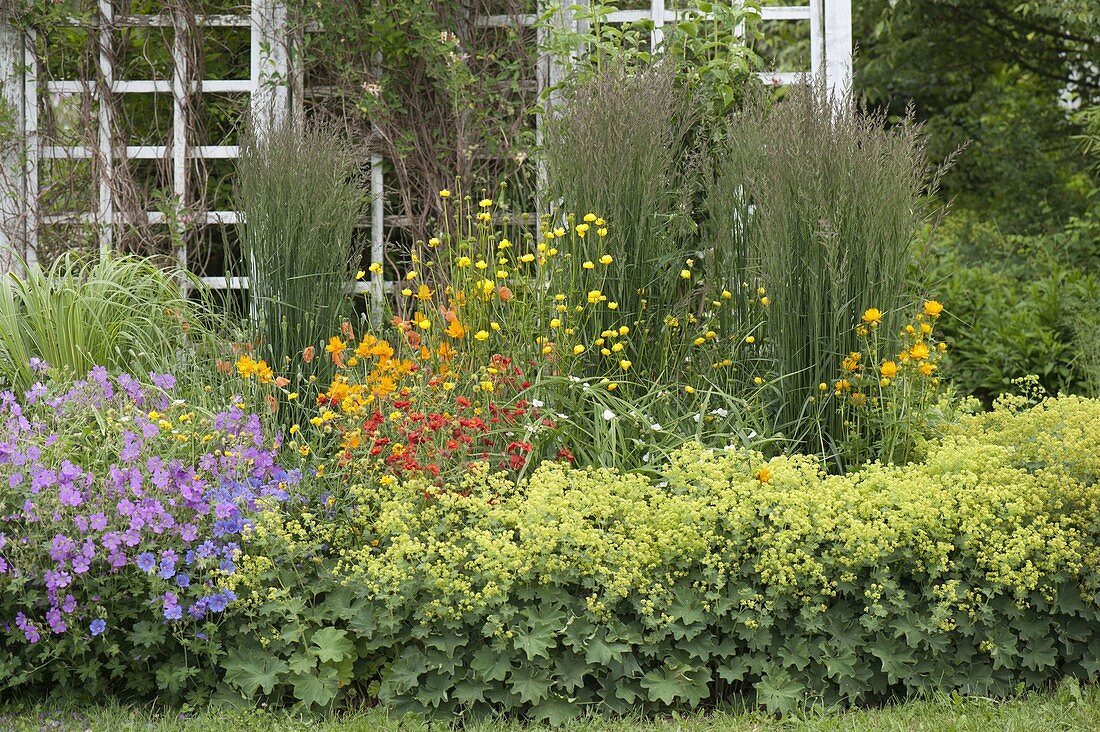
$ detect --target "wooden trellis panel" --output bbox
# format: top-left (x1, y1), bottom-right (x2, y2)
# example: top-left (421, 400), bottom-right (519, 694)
top-left (1, 0), bottom-right (853, 293)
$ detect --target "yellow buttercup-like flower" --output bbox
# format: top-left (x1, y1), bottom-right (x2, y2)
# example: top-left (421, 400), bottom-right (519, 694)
top-left (923, 300), bottom-right (944, 317)
top-left (862, 308), bottom-right (883, 326)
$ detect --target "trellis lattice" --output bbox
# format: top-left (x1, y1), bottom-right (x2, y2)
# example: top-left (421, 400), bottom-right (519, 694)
top-left (0, 0), bottom-right (852, 297)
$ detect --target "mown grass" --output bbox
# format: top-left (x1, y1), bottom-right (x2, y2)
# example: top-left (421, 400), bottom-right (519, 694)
top-left (4, 683), bottom-right (1099, 732)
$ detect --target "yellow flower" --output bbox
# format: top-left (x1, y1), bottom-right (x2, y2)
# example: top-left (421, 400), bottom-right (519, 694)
top-left (921, 322), bottom-right (932, 335)
top-left (575, 224), bottom-right (589, 237)
top-left (440, 189), bottom-right (451, 198)
top-left (618, 326), bottom-right (629, 336)
top-left (369, 262), bottom-right (383, 275)
top-left (288, 392), bottom-right (299, 400)
top-left (520, 253), bottom-right (535, 263)
top-left (754, 376), bottom-right (764, 386)
top-left (694, 337), bottom-right (706, 346)
top-left (684, 385), bottom-right (696, 394)
top-left (479, 198), bottom-right (493, 208)
top-left (599, 254), bottom-right (613, 265)
top-left (746, 335), bottom-right (756, 344)
top-left (325, 336), bottom-right (347, 356)
top-left (909, 342), bottom-right (930, 360)
top-left (597, 228), bottom-right (608, 238)
top-left (355, 270), bottom-right (365, 280)
top-left (428, 237), bottom-right (441, 247)
top-left (619, 359), bottom-right (632, 371)
top-left (583, 213), bottom-right (597, 222)
top-left (550, 318), bottom-right (561, 328)
top-left (474, 330), bottom-right (489, 341)
top-left (405, 270), bottom-right (417, 280)
top-left (841, 351), bottom-right (861, 372)
top-left (680, 270), bottom-right (691, 279)
top-left (818, 382), bottom-right (828, 391)
top-left (587, 290), bottom-right (604, 305)
top-left (880, 360), bottom-right (899, 379)
top-left (923, 300), bottom-right (944, 317)
top-left (583, 261), bottom-right (595, 270)
top-left (490, 321), bottom-right (501, 331)
top-left (755, 467), bottom-right (771, 483)
top-left (554, 227), bottom-right (565, 237)
top-left (498, 238), bottom-right (511, 249)
top-left (918, 362), bottom-right (936, 377)
top-left (477, 212), bottom-right (491, 222)
top-left (862, 308), bottom-right (883, 326)
top-left (607, 302), bottom-right (618, 310)
top-left (475, 260), bottom-right (488, 270)
top-left (760, 296), bottom-right (770, 306)
top-left (415, 284), bottom-right (433, 301)
top-left (573, 344), bottom-right (586, 355)
top-left (721, 290), bottom-right (732, 299)
top-left (401, 288), bottom-right (413, 297)
top-left (289, 424), bottom-right (300, 435)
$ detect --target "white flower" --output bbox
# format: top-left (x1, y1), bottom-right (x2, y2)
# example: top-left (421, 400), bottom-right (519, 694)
top-left (710, 407), bottom-right (729, 418)
top-left (602, 408), bottom-right (615, 421)
top-left (531, 399), bottom-right (544, 408)
top-left (693, 414), bottom-right (701, 423)
top-left (746, 430), bottom-right (757, 439)
top-left (650, 423), bottom-right (662, 431)
top-left (642, 452), bottom-right (651, 463)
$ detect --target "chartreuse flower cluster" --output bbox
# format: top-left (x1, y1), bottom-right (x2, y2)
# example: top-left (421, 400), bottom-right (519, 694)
top-left (216, 394), bottom-right (1100, 718)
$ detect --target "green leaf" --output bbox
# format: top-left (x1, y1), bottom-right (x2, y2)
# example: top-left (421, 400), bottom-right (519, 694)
top-left (508, 667), bottom-right (553, 705)
top-left (553, 653), bottom-right (590, 692)
top-left (531, 695), bottom-right (580, 726)
top-left (755, 666), bottom-right (805, 715)
top-left (384, 647), bottom-right (429, 696)
top-left (471, 647), bottom-right (512, 682)
top-left (640, 663), bottom-right (708, 706)
top-left (221, 649), bottom-right (290, 697)
top-left (291, 665), bottom-right (340, 709)
top-left (311, 627), bottom-right (354, 663)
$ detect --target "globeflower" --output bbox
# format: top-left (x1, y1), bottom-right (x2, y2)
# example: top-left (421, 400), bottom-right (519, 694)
top-left (923, 300), bottom-right (944, 317)
top-left (862, 308), bottom-right (883, 326)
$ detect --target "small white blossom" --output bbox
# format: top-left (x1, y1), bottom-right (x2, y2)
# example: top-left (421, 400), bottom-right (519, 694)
top-left (601, 408), bottom-right (615, 421)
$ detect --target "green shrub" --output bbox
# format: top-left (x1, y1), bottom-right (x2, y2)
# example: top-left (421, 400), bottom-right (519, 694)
top-left (227, 396), bottom-right (1100, 718)
top-left (925, 211), bottom-right (1100, 402)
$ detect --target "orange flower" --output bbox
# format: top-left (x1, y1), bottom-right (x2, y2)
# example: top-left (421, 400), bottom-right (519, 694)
top-left (909, 342), bottom-right (930, 360)
top-left (274, 376), bottom-right (290, 388)
top-left (755, 466), bottom-right (771, 483)
top-left (302, 345), bottom-right (315, 364)
top-left (445, 319), bottom-right (466, 339)
top-left (498, 286), bottom-right (514, 302)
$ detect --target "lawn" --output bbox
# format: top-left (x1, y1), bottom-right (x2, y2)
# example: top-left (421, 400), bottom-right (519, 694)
top-left (4, 685), bottom-right (1100, 732)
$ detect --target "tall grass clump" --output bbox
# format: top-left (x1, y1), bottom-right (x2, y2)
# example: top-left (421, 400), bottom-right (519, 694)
top-left (236, 122), bottom-right (364, 377)
top-left (711, 78), bottom-right (937, 463)
top-left (0, 254), bottom-right (220, 393)
top-left (542, 62), bottom-right (694, 339)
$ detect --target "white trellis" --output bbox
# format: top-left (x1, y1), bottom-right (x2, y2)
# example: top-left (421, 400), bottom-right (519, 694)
top-left (0, 0), bottom-right (852, 293)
